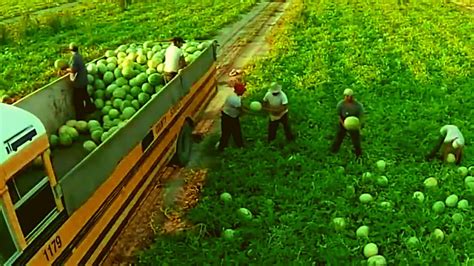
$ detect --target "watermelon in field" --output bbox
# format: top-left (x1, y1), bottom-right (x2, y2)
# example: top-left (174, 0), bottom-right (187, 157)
top-left (55, 59), bottom-right (68, 70)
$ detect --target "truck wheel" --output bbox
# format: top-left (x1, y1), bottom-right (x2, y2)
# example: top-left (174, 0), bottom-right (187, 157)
top-left (172, 120), bottom-right (193, 166)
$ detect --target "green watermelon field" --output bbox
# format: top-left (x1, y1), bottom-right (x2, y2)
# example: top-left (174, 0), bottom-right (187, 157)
top-left (0, 0), bottom-right (75, 21)
top-left (136, 0), bottom-right (474, 265)
top-left (1, 0), bottom-right (473, 264)
top-left (0, 0), bottom-right (257, 101)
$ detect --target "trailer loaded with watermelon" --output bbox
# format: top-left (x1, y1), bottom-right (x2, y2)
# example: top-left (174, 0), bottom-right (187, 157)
top-left (50, 40), bottom-right (212, 154)
top-left (0, 39), bottom-right (217, 265)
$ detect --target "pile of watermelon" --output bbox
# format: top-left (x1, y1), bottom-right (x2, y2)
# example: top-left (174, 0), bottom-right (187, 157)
top-left (50, 40), bottom-right (213, 153)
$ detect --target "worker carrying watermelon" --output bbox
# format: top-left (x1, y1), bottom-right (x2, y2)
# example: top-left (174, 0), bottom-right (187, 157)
top-left (216, 71), bottom-right (248, 151)
top-left (330, 88), bottom-right (364, 158)
top-left (164, 37), bottom-right (187, 83)
top-left (261, 82), bottom-right (295, 143)
top-left (65, 42), bottom-right (95, 120)
top-left (425, 125), bottom-right (464, 165)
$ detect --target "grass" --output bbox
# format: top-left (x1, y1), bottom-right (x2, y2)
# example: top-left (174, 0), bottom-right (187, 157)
top-left (0, 0), bottom-right (258, 100)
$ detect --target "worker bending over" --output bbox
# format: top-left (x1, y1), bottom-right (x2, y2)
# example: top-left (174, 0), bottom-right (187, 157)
top-left (426, 125), bottom-right (464, 165)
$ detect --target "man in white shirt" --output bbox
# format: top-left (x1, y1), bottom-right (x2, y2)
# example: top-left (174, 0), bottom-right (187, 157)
top-left (262, 82), bottom-right (294, 143)
top-left (217, 84), bottom-right (249, 151)
top-left (164, 37), bottom-right (187, 83)
top-left (426, 124), bottom-right (465, 165)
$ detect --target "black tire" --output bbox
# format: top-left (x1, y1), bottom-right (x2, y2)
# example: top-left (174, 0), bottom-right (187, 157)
top-left (172, 121), bottom-right (194, 166)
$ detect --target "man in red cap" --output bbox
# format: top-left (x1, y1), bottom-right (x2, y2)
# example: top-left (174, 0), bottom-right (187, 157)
top-left (217, 69), bottom-right (248, 151)
top-left (164, 37), bottom-right (187, 83)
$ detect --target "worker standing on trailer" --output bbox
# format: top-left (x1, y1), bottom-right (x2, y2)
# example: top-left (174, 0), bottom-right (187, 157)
top-left (330, 89), bottom-right (364, 158)
top-left (262, 82), bottom-right (295, 143)
top-left (164, 37), bottom-right (187, 83)
top-left (217, 70), bottom-right (248, 151)
top-left (426, 125), bottom-right (464, 165)
top-left (66, 42), bottom-right (95, 120)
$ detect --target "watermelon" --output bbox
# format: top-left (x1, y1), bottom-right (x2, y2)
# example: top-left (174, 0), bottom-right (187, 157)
top-left (112, 88), bottom-right (126, 99)
top-left (94, 99), bottom-right (105, 109)
top-left (122, 67), bottom-right (135, 79)
top-left (87, 64), bottom-right (98, 75)
top-left (65, 120), bottom-right (77, 127)
top-left (49, 134), bottom-right (59, 147)
top-left (106, 63), bottom-right (116, 72)
top-left (108, 109), bottom-right (120, 119)
top-left (115, 77), bottom-right (128, 87)
top-left (75, 121), bottom-right (88, 133)
top-left (94, 90), bottom-right (105, 99)
top-left (66, 127), bottom-right (79, 140)
top-left (250, 101), bottom-right (262, 111)
top-left (148, 73), bottom-right (163, 86)
top-left (59, 133), bottom-right (73, 146)
top-left (138, 93), bottom-right (150, 105)
top-left (94, 79), bottom-right (106, 90)
top-left (83, 140), bottom-right (97, 153)
top-left (97, 63), bottom-right (107, 75)
top-left (122, 107), bottom-right (136, 120)
top-left (113, 99), bottom-right (123, 109)
top-left (103, 72), bottom-right (115, 84)
top-left (142, 83), bottom-right (154, 94)
top-left (88, 120), bottom-right (101, 130)
top-left (101, 105), bottom-right (112, 115)
top-left (344, 116), bottom-right (360, 130)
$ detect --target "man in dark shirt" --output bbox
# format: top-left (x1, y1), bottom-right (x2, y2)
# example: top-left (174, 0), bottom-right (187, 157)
top-left (66, 43), bottom-right (95, 120)
top-left (331, 89), bottom-right (364, 158)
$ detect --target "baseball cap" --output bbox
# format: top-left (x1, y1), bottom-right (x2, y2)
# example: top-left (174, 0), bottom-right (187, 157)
top-left (270, 82), bottom-right (282, 93)
top-left (344, 88), bottom-right (353, 96)
top-left (171, 37), bottom-right (185, 43)
top-left (68, 42), bottom-right (78, 51)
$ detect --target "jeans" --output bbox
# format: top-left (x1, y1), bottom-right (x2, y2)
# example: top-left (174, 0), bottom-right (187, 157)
top-left (268, 113), bottom-right (294, 142)
top-left (331, 123), bottom-right (362, 157)
top-left (218, 112), bottom-right (243, 151)
top-left (73, 85), bottom-right (95, 120)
